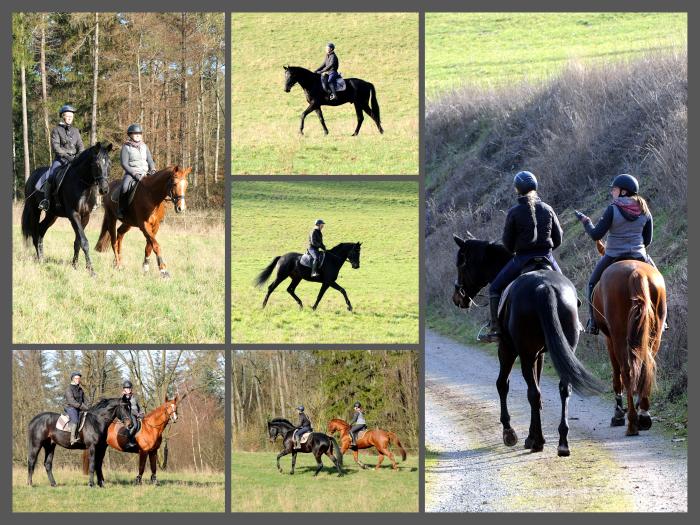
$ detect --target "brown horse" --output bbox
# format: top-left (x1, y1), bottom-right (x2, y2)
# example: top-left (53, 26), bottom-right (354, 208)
top-left (98, 395), bottom-right (181, 485)
top-left (94, 166), bottom-right (190, 278)
top-left (592, 240), bottom-right (667, 436)
top-left (327, 418), bottom-right (406, 470)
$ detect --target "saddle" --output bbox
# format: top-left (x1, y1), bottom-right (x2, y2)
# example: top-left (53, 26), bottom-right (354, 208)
top-left (35, 163), bottom-right (71, 194)
top-left (293, 431), bottom-right (313, 449)
top-left (498, 257), bottom-right (556, 317)
top-left (110, 179), bottom-right (140, 207)
top-left (299, 251), bottom-right (325, 269)
top-left (608, 253), bottom-right (648, 264)
top-left (356, 429), bottom-right (368, 440)
top-left (322, 74), bottom-right (347, 93)
top-left (56, 412), bottom-right (87, 433)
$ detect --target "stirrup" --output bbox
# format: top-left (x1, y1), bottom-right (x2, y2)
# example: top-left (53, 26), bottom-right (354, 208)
top-left (478, 328), bottom-right (500, 343)
top-left (38, 199), bottom-right (49, 211)
top-left (585, 319), bottom-right (599, 335)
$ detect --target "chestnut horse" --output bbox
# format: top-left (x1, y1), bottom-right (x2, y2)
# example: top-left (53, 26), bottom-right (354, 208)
top-left (591, 240), bottom-right (667, 436)
top-left (327, 418), bottom-right (406, 470)
top-left (94, 166), bottom-right (190, 278)
top-left (83, 395), bottom-right (181, 485)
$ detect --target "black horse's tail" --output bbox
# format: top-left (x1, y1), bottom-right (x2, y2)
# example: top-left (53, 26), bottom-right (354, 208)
top-left (330, 437), bottom-right (343, 467)
top-left (535, 285), bottom-right (604, 396)
top-left (21, 200), bottom-right (35, 243)
top-left (369, 83), bottom-right (381, 125)
top-left (254, 256), bottom-right (281, 287)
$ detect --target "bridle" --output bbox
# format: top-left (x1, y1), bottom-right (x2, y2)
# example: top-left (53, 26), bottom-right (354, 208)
top-left (455, 253), bottom-right (488, 308)
top-left (167, 176), bottom-right (186, 207)
top-left (79, 150), bottom-right (110, 189)
top-left (144, 402), bottom-right (178, 429)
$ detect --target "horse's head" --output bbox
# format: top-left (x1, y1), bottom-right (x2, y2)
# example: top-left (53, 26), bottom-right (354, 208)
top-left (283, 65), bottom-right (298, 93)
top-left (267, 421), bottom-right (281, 443)
top-left (452, 234), bottom-right (495, 309)
top-left (91, 141), bottom-right (113, 196)
top-left (162, 394), bottom-right (180, 424)
top-left (326, 419), bottom-right (344, 435)
top-left (347, 242), bottom-right (362, 269)
top-left (169, 166), bottom-right (191, 213)
top-left (117, 395), bottom-right (134, 428)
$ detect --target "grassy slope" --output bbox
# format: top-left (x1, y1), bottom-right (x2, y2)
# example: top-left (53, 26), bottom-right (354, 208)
top-left (13, 467), bottom-right (224, 512)
top-left (232, 13), bottom-right (419, 175)
top-left (232, 181), bottom-right (419, 343)
top-left (13, 206), bottom-right (225, 344)
top-left (426, 12), bottom-right (687, 96)
top-left (232, 451), bottom-right (418, 512)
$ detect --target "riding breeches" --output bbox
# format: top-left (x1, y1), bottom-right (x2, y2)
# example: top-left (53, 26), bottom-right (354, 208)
top-left (65, 407), bottom-right (80, 424)
top-left (308, 247), bottom-right (322, 262)
top-left (121, 174), bottom-right (138, 194)
top-left (589, 253), bottom-right (655, 289)
top-left (294, 426), bottom-right (312, 441)
top-left (46, 160), bottom-right (63, 184)
top-left (490, 252), bottom-right (562, 296)
top-left (350, 424), bottom-right (367, 439)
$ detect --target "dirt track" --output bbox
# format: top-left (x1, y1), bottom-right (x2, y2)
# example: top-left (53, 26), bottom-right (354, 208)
top-left (425, 329), bottom-right (687, 512)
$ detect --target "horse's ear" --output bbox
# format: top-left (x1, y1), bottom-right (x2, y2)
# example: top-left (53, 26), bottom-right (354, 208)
top-left (283, 65), bottom-right (288, 70)
top-left (95, 141), bottom-right (101, 148)
top-left (105, 142), bottom-right (113, 152)
top-left (465, 230), bottom-right (475, 239)
top-left (173, 165), bottom-right (180, 173)
top-left (453, 234), bottom-right (467, 248)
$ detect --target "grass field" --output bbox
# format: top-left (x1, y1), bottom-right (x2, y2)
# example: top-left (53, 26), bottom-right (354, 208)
top-left (426, 12), bottom-right (687, 97)
top-left (232, 451), bottom-right (418, 512)
top-left (13, 467), bottom-right (224, 512)
top-left (13, 205), bottom-right (224, 344)
top-left (231, 181), bottom-right (419, 344)
top-left (232, 13), bottom-right (419, 175)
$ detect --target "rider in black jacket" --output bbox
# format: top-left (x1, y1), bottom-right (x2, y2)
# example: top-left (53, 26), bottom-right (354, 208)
top-left (308, 219), bottom-right (326, 277)
top-left (64, 371), bottom-right (89, 445)
top-left (315, 43), bottom-right (339, 100)
top-left (293, 406), bottom-right (313, 449)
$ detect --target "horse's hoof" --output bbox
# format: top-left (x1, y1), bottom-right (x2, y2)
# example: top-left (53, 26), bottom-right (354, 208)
top-left (557, 445), bottom-right (571, 457)
top-left (347, 306), bottom-right (353, 312)
top-left (160, 270), bottom-right (170, 279)
top-left (530, 443), bottom-right (545, 453)
top-left (50, 482), bottom-right (57, 488)
top-left (142, 264), bottom-right (150, 273)
top-left (503, 428), bottom-right (518, 447)
top-left (134, 477), bottom-right (142, 485)
top-left (352, 132), bottom-right (358, 137)
top-left (638, 414), bottom-right (653, 431)
top-left (151, 478), bottom-right (159, 486)
top-left (625, 427), bottom-right (640, 437)
top-left (611, 416), bottom-right (626, 427)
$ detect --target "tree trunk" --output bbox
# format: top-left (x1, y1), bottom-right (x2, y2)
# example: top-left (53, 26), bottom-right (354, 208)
top-left (193, 65), bottom-right (202, 187)
top-left (40, 15), bottom-right (51, 160)
top-left (90, 12), bottom-right (99, 146)
top-left (179, 12), bottom-right (187, 167)
top-left (137, 31), bottom-right (144, 124)
top-left (21, 64), bottom-right (30, 183)
top-left (213, 54), bottom-right (221, 183)
top-left (164, 68), bottom-right (171, 166)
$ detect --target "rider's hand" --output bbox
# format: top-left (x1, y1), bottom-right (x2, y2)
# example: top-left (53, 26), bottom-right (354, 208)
top-left (574, 210), bottom-right (589, 223)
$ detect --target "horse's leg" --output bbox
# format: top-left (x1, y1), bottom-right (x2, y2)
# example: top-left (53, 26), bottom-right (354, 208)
top-left (328, 281), bottom-right (353, 311)
top-left (263, 276), bottom-right (285, 308)
top-left (352, 102), bottom-right (365, 136)
top-left (606, 335), bottom-right (626, 427)
top-left (382, 446), bottom-right (398, 470)
top-left (290, 451), bottom-right (297, 475)
top-left (276, 449), bottom-right (289, 474)
top-left (313, 452), bottom-right (324, 477)
top-left (376, 452), bottom-right (387, 470)
top-left (143, 238), bottom-right (154, 273)
top-left (141, 225), bottom-right (169, 278)
top-left (362, 100), bottom-right (383, 133)
top-left (149, 450), bottom-right (159, 485)
top-left (135, 451), bottom-right (147, 484)
top-left (95, 443), bottom-right (106, 487)
top-left (315, 108), bottom-right (329, 135)
top-left (496, 344), bottom-right (518, 446)
top-left (325, 449), bottom-right (342, 476)
top-left (353, 448), bottom-right (366, 469)
top-left (299, 103), bottom-right (315, 135)
top-left (521, 357), bottom-right (545, 452)
top-left (42, 442), bottom-right (58, 487)
top-left (36, 213), bottom-right (57, 262)
top-left (311, 283), bottom-right (330, 311)
top-left (286, 276), bottom-right (304, 309)
top-left (115, 223), bottom-right (131, 269)
top-left (27, 441), bottom-right (40, 486)
top-left (87, 445), bottom-right (96, 487)
top-left (638, 332), bottom-right (663, 431)
top-left (557, 380), bottom-right (573, 457)
top-left (68, 211), bottom-right (95, 275)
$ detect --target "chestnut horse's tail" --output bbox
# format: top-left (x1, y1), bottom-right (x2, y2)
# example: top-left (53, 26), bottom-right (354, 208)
top-left (386, 431), bottom-right (407, 461)
top-left (627, 270), bottom-right (657, 399)
top-left (94, 202), bottom-right (115, 252)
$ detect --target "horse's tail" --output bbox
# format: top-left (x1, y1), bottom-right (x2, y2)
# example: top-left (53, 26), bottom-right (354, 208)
top-left (21, 200), bottom-right (34, 243)
top-left (82, 450), bottom-right (89, 475)
top-left (254, 256), bottom-right (281, 287)
top-left (330, 436), bottom-right (343, 467)
top-left (535, 284), bottom-right (604, 396)
top-left (627, 270), bottom-right (657, 399)
top-left (369, 83), bottom-right (381, 124)
top-left (386, 431), bottom-right (407, 461)
top-left (94, 205), bottom-right (114, 252)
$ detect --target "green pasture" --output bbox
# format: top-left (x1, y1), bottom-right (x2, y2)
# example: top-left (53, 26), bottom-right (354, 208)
top-left (231, 181), bottom-right (419, 344)
top-left (232, 13), bottom-right (419, 174)
top-left (13, 205), bottom-right (225, 344)
top-left (232, 451), bottom-right (418, 512)
top-left (13, 467), bottom-right (224, 512)
top-left (426, 12), bottom-right (687, 96)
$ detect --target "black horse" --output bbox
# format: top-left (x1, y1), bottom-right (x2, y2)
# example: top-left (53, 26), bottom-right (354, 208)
top-left (267, 418), bottom-right (343, 477)
top-left (283, 66), bottom-right (383, 136)
top-left (27, 397), bottom-right (132, 487)
top-left (255, 242), bottom-right (362, 311)
top-left (21, 142), bottom-right (112, 275)
top-left (452, 235), bottom-right (603, 456)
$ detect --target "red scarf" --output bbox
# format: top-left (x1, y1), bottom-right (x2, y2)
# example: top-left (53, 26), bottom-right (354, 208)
top-left (613, 197), bottom-right (642, 218)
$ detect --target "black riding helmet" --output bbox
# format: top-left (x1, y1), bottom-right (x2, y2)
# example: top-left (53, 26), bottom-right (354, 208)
top-left (127, 123), bottom-right (143, 135)
top-left (297, 405), bottom-right (304, 412)
top-left (353, 401), bottom-right (362, 408)
top-left (70, 371), bottom-right (82, 380)
top-left (123, 380), bottom-right (133, 389)
top-left (513, 171), bottom-right (538, 194)
top-left (326, 42), bottom-right (335, 50)
top-left (59, 104), bottom-right (76, 116)
top-left (610, 174), bottom-right (639, 195)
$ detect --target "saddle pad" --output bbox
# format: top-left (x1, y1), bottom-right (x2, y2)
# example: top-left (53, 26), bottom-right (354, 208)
top-left (498, 280), bottom-right (516, 318)
top-left (299, 252), bottom-right (325, 269)
top-left (334, 77), bottom-right (346, 92)
top-left (56, 413), bottom-right (86, 432)
top-left (357, 429), bottom-right (367, 440)
top-left (300, 431), bottom-right (312, 444)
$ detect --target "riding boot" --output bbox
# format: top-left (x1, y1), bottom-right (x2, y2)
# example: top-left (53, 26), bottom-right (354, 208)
top-left (586, 283), bottom-right (599, 335)
top-left (329, 83), bottom-right (337, 100)
top-left (480, 295), bottom-right (501, 343)
top-left (38, 179), bottom-right (52, 211)
top-left (351, 433), bottom-right (357, 448)
top-left (321, 75), bottom-right (330, 94)
top-left (69, 422), bottom-right (80, 445)
top-left (311, 259), bottom-right (320, 278)
top-left (117, 190), bottom-right (128, 221)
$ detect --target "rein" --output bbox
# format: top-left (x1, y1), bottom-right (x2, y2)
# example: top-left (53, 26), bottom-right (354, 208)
top-left (455, 261), bottom-right (488, 308)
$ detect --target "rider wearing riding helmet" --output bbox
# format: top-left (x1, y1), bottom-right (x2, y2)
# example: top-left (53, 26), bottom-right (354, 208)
top-left (575, 174), bottom-right (659, 335)
top-left (64, 371), bottom-right (89, 445)
top-left (121, 380), bottom-right (145, 451)
top-left (293, 405), bottom-right (313, 449)
top-left (349, 401), bottom-right (367, 448)
top-left (315, 42), bottom-right (339, 100)
top-left (118, 123), bottom-right (156, 220)
top-left (39, 104), bottom-right (85, 211)
top-left (485, 171), bottom-right (564, 342)
top-left (308, 219), bottom-right (327, 278)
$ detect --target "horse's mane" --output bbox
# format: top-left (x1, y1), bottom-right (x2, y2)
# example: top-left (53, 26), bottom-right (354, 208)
top-left (329, 242), bottom-right (358, 252)
top-left (287, 65), bottom-right (315, 74)
top-left (70, 142), bottom-right (110, 169)
top-left (329, 418), bottom-right (350, 429)
top-left (269, 417), bottom-right (294, 426)
top-left (88, 397), bottom-right (120, 411)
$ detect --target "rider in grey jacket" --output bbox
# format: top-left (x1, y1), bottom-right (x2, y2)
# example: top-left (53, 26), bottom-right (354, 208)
top-left (118, 123), bottom-right (156, 220)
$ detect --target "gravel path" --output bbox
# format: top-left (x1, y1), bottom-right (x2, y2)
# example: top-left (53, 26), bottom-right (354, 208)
top-left (425, 329), bottom-right (687, 513)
